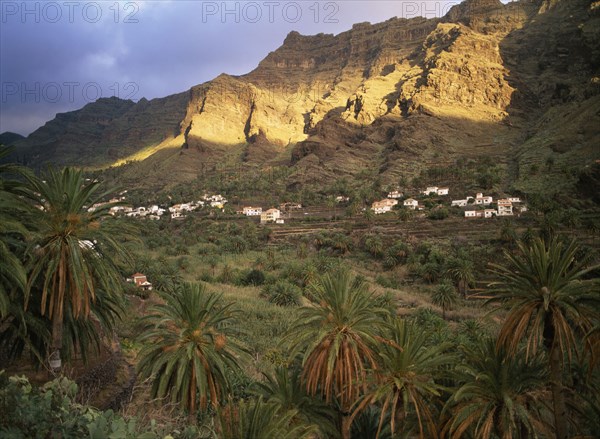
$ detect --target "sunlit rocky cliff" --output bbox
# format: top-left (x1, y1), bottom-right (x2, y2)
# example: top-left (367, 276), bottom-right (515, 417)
top-left (5, 0), bottom-right (599, 193)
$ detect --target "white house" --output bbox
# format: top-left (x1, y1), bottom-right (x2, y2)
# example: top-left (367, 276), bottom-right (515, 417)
top-left (483, 209), bottom-right (496, 218)
top-left (109, 205), bottom-right (129, 216)
top-left (261, 208), bottom-right (281, 224)
top-left (465, 209), bottom-right (495, 219)
top-left (204, 194), bottom-right (226, 202)
top-left (149, 205), bottom-right (166, 216)
top-left (87, 202), bottom-right (106, 212)
top-left (497, 199), bottom-right (514, 216)
top-left (506, 196), bottom-right (521, 203)
top-left (335, 196), bottom-right (350, 203)
top-left (451, 196), bottom-right (474, 207)
top-left (474, 193), bottom-right (493, 205)
top-left (387, 190), bottom-right (403, 199)
top-left (403, 198), bottom-right (419, 210)
top-left (127, 207), bottom-right (148, 218)
top-left (423, 186), bottom-right (449, 196)
top-left (171, 211), bottom-right (185, 220)
top-left (371, 198), bottom-right (398, 214)
top-left (243, 206), bottom-right (263, 216)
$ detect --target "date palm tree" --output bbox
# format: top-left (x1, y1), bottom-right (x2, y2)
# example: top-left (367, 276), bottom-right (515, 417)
top-left (217, 396), bottom-right (314, 439)
top-left (431, 282), bottom-right (458, 320)
top-left (351, 319), bottom-right (452, 438)
top-left (22, 167), bottom-right (134, 372)
top-left (364, 235), bottom-right (384, 258)
top-left (137, 283), bottom-right (248, 422)
top-left (364, 207), bottom-right (375, 223)
top-left (0, 147), bottom-right (31, 318)
top-left (443, 337), bottom-right (552, 439)
top-left (446, 257), bottom-right (475, 298)
top-left (253, 366), bottom-right (338, 438)
top-left (488, 236), bottom-right (600, 439)
top-left (285, 269), bottom-right (390, 439)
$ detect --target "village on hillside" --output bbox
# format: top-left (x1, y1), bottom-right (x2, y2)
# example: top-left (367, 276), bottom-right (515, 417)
top-left (92, 183), bottom-right (527, 227)
top-left (371, 186), bottom-right (527, 218)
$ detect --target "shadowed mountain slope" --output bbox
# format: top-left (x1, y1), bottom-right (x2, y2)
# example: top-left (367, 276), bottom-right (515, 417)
top-left (4, 0), bottom-right (599, 195)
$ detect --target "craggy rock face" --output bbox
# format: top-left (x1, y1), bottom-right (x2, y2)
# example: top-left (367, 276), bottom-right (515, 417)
top-left (10, 0), bottom-right (600, 191)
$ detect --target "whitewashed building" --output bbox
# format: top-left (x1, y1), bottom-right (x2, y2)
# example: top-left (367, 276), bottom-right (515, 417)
top-left (423, 186), bottom-right (449, 196)
top-left (475, 193), bottom-right (493, 205)
top-left (243, 206), bottom-right (263, 216)
top-left (465, 209), bottom-right (496, 219)
top-left (497, 199), bottom-right (514, 216)
top-left (451, 197), bottom-right (473, 207)
top-left (261, 208), bottom-right (281, 224)
top-left (371, 198), bottom-right (398, 214)
top-left (403, 198), bottom-right (419, 210)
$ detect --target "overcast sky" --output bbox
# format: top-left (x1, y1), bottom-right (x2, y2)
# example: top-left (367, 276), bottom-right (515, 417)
top-left (1, 0), bottom-right (492, 136)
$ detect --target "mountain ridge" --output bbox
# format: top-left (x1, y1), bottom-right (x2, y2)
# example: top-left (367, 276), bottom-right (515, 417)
top-left (3, 0), bottom-right (599, 196)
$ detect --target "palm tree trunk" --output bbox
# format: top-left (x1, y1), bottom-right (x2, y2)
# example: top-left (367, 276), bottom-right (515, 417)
top-left (458, 279), bottom-right (466, 298)
top-left (341, 414), bottom-right (352, 439)
top-left (189, 368), bottom-right (196, 424)
top-left (50, 311), bottom-right (63, 372)
top-left (549, 346), bottom-right (568, 439)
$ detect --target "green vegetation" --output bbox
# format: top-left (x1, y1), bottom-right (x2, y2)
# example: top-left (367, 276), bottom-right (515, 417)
top-left (443, 338), bottom-right (551, 438)
top-left (431, 282), bottom-right (458, 319)
top-left (286, 269), bottom-right (388, 439)
top-left (1, 148), bottom-right (598, 438)
top-left (136, 283), bottom-right (249, 421)
top-left (352, 319), bottom-right (452, 438)
top-left (0, 372), bottom-right (201, 438)
top-left (489, 237), bottom-right (600, 439)
top-left (21, 167), bottom-right (135, 371)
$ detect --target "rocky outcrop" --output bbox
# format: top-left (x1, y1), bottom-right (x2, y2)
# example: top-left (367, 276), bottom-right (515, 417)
top-left (10, 93), bottom-right (188, 168)
top-left (10, 0), bottom-right (600, 192)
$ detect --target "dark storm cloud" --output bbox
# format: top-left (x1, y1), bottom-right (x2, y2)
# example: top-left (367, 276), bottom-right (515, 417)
top-left (0, 0), bottom-right (465, 136)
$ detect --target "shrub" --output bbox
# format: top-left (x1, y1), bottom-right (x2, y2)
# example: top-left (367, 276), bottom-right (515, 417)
top-left (0, 374), bottom-right (200, 438)
top-left (375, 274), bottom-right (401, 289)
top-left (218, 264), bottom-right (236, 284)
top-left (197, 243), bottom-right (218, 255)
top-left (223, 236), bottom-right (249, 254)
top-left (240, 269), bottom-right (266, 286)
top-left (419, 262), bottom-right (442, 283)
top-left (260, 280), bottom-right (302, 307)
top-left (196, 271), bottom-right (213, 283)
top-left (373, 291), bottom-right (397, 313)
top-left (428, 207), bottom-right (449, 220)
top-left (176, 256), bottom-right (190, 271)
